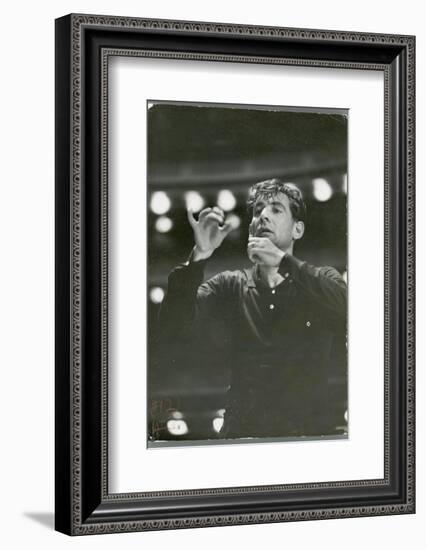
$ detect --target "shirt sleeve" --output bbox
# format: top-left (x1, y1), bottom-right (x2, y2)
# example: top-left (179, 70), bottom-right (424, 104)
top-left (278, 254), bottom-right (347, 318)
top-left (158, 250), bottom-right (227, 341)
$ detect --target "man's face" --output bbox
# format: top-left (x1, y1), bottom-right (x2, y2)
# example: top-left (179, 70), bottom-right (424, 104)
top-left (250, 192), bottom-right (303, 252)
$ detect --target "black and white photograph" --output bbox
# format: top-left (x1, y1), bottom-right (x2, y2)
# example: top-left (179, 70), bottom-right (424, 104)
top-left (147, 101), bottom-right (348, 446)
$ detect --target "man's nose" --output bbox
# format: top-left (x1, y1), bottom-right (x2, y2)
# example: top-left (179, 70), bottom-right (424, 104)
top-left (260, 207), bottom-right (270, 221)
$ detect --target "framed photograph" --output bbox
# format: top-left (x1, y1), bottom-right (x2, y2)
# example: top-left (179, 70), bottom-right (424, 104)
top-left (55, 14), bottom-right (415, 535)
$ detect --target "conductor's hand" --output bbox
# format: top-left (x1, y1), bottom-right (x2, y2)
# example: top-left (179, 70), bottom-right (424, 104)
top-left (187, 206), bottom-right (234, 261)
top-left (247, 236), bottom-right (285, 267)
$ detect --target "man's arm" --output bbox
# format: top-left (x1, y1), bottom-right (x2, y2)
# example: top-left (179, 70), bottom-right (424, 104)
top-left (158, 251), bottom-right (227, 341)
top-left (159, 205), bottom-right (235, 340)
top-left (278, 254), bottom-right (347, 318)
top-left (246, 236), bottom-right (346, 318)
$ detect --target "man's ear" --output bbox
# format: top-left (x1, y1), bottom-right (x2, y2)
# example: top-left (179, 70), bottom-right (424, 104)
top-left (292, 220), bottom-right (305, 241)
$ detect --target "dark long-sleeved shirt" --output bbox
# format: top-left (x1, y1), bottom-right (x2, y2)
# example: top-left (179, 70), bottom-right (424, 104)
top-left (159, 253), bottom-right (347, 438)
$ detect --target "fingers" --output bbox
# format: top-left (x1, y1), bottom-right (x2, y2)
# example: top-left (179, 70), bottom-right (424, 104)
top-left (186, 208), bottom-right (197, 229)
top-left (247, 247), bottom-right (261, 264)
top-left (247, 242), bottom-right (267, 260)
top-left (198, 209), bottom-right (224, 228)
top-left (197, 207), bottom-right (212, 222)
top-left (203, 212), bottom-right (225, 226)
top-left (187, 205), bottom-right (230, 232)
top-left (247, 247), bottom-right (266, 265)
top-left (212, 206), bottom-right (225, 220)
top-left (188, 207), bottom-right (219, 227)
top-left (220, 220), bottom-right (235, 235)
top-left (199, 207), bottom-right (225, 222)
top-left (247, 246), bottom-right (263, 255)
top-left (248, 237), bottom-right (267, 248)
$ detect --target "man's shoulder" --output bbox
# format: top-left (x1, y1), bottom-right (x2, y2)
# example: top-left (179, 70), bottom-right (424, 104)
top-left (281, 254), bottom-right (345, 283)
top-left (318, 264), bottom-right (345, 276)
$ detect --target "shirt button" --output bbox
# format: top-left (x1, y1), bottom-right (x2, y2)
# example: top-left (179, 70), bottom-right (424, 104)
top-left (269, 304), bottom-right (275, 310)
top-left (284, 272), bottom-right (289, 278)
top-left (306, 321), bottom-right (311, 327)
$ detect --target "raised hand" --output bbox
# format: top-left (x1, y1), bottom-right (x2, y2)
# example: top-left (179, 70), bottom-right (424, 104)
top-left (247, 236), bottom-right (285, 266)
top-left (187, 206), bottom-right (234, 261)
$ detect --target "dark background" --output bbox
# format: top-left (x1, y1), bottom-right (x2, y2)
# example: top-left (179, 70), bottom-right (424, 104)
top-left (147, 101), bottom-right (348, 443)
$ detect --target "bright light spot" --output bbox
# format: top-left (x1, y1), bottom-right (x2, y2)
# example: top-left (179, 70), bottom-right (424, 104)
top-left (155, 216), bottom-right (173, 233)
top-left (342, 174), bottom-right (348, 194)
top-left (185, 191), bottom-right (205, 213)
top-left (212, 417), bottom-right (224, 433)
top-left (344, 410), bottom-right (348, 423)
top-left (150, 191), bottom-right (171, 215)
top-left (312, 178), bottom-right (333, 202)
top-left (149, 287), bottom-right (165, 304)
top-left (212, 409), bottom-right (225, 433)
top-left (217, 189), bottom-right (237, 211)
top-left (225, 213), bottom-right (241, 230)
top-left (167, 419), bottom-right (188, 436)
top-left (342, 271), bottom-right (347, 283)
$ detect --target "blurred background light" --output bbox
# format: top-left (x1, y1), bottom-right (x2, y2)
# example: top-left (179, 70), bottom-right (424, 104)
top-left (217, 189), bottom-right (237, 211)
top-left (212, 409), bottom-right (225, 433)
top-left (167, 418), bottom-right (188, 436)
top-left (150, 191), bottom-right (171, 215)
top-left (149, 287), bottom-right (165, 304)
top-left (342, 271), bottom-right (347, 283)
top-left (212, 417), bottom-right (224, 433)
top-left (185, 191), bottom-right (205, 213)
top-left (225, 213), bottom-right (241, 230)
top-left (155, 215), bottom-right (173, 233)
top-left (312, 178), bottom-right (333, 202)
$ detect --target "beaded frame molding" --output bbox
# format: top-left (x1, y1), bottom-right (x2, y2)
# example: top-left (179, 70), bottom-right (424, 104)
top-left (55, 14), bottom-right (415, 535)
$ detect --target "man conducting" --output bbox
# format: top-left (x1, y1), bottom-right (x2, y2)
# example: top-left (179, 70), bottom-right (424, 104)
top-left (159, 178), bottom-right (347, 440)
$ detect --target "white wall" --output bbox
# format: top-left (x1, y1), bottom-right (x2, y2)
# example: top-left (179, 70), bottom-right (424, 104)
top-left (0, 0), bottom-right (422, 547)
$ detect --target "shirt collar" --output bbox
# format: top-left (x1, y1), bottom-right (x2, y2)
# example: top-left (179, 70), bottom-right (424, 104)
top-left (244, 265), bottom-right (288, 290)
top-left (243, 267), bottom-right (257, 288)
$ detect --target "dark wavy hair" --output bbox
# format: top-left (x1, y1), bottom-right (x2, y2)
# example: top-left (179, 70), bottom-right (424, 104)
top-left (247, 178), bottom-right (307, 222)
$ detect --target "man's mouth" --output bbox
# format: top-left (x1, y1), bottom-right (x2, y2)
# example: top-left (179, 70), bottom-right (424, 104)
top-left (257, 228), bottom-right (273, 237)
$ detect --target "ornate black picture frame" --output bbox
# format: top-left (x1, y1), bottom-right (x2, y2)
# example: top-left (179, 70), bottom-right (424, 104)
top-left (55, 14), bottom-right (415, 535)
